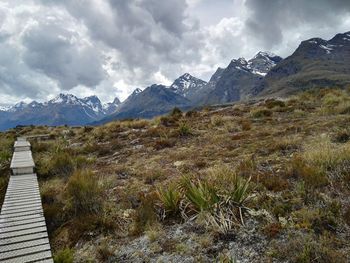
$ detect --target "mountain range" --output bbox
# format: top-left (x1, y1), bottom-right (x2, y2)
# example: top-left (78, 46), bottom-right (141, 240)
top-left (1, 31), bottom-right (350, 130)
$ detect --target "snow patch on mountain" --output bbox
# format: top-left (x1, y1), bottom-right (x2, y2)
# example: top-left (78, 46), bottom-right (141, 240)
top-left (320, 44), bottom-right (334, 54)
top-left (170, 73), bottom-right (207, 97)
top-left (0, 106), bottom-right (11, 111)
top-left (229, 52), bottom-right (282, 76)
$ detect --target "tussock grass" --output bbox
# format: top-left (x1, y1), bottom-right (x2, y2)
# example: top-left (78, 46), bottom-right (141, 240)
top-left (53, 248), bottom-right (74, 263)
top-left (250, 108), bottom-right (272, 118)
top-left (302, 136), bottom-right (350, 171)
top-left (66, 169), bottom-right (102, 216)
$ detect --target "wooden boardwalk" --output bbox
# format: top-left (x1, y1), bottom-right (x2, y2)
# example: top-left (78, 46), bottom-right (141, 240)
top-left (0, 138), bottom-right (53, 262)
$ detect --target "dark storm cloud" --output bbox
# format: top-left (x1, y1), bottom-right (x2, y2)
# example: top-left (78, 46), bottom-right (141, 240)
top-left (40, 0), bottom-right (201, 82)
top-left (22, 20), bottom-right (105, 89)
top-left (244, 0), bottom-right (350, 49)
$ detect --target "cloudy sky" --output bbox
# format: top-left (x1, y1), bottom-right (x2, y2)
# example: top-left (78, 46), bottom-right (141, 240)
top-left (1, 0), bottom-right (350, 106)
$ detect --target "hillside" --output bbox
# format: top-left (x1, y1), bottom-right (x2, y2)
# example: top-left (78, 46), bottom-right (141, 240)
top-left (97, 84), bottom-right (192, 124)
top-left (1, 88), bottom-right (350, 262)
top-left (258, 32), bottom-right (350, 96)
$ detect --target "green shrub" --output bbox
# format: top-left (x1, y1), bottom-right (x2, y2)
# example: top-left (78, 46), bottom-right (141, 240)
top-left (38, 151), bottom-right (75, 178)
top-left (65, 170), bottom-right (102, 215)
top-left (54, 248), bottom-right (74, 263)
top-left (178, 122), bottom-right (192, 136)
top-left (170, 107), bottom-right (182, 117)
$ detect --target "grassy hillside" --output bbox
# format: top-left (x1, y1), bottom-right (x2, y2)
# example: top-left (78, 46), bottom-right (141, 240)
top-left (1, 88), bottom-right (350, 262)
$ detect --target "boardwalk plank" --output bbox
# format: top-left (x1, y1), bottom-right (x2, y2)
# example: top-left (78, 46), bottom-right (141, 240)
top-left (0, 237), bottom-right (50, 253)
top-left (0, 140), bottom-right (53, 262)
top-left (0, 244), bottom-right (51, 260)
top-left (0, 250), bottom-right (52, 263)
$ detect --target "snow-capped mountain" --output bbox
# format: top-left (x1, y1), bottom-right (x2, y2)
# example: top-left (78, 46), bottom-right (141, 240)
top-left (0, 106), bottom-right (12, 112)
top-left (248, 52), bottom-right (283, 76)
top-left (227, 51), bottom-right (282, 77)
top-left (103, 97), bottom-right (121, 115)
top-left (9, 102), bottom-right (29, 112)
top-left (47, 94), bottom-right (104, 114)
top-left (0, 94), bottom-right (121, 130)
top-left (169, 73), bottom-right (207, 99)
top-left (48, 94), bottom-right (80, 105)
top-left (200, 51), bottom-right (282, 105)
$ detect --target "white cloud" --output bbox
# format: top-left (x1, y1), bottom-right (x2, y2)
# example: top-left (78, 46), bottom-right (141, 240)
top-left (0, 0), bottom-right (350, 106)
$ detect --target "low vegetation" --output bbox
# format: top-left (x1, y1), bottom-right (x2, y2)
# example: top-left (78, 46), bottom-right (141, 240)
top-left (1, 88), bottom-right (350, 262)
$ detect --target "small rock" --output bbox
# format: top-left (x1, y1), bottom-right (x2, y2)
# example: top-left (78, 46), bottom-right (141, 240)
top-left (174, 161), bottom-right (184, 167)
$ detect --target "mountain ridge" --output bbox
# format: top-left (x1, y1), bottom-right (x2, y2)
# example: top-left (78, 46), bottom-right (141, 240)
top-left (2, 31), bottom-right (350, 130)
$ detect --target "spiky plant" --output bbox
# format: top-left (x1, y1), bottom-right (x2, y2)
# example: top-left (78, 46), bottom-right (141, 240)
top-left (156, 184), bottom-right (181, 217)
top-left (227, 175), bottom-right (252, 206)
top-left (181, 177), bottom-right (219, 212)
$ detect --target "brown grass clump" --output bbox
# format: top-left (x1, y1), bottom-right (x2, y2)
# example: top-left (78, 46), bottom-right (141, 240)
top-left (331, 129), bottom-right (350, 143)
top-left (131, 192), bottom-right (159, 236)
top-left (260, 173), bottom-right (289, 192)
top-left (153, 137), bottom-right (176, 150)
top-left (262, 222), bottom-right (282, 239)
top-left (238, 118), bottom-right (252, 131)
top-left (344, 205), bottom-right (350, 226)
top-left (250, 108), bottom-right (273, 118)
top-left (264, 98), bottom-right (286, 109)
top-left (288, 156), bottom-right (328, 189)
top-left (271, 232), bottom-right (347, 263)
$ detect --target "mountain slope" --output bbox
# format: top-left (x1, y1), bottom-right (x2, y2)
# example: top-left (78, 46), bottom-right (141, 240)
top-left (97, 85), bottom-right (191, 124)
top-left (202, 52), bottom-right (282, 105)
top-left (257, 32), bottom-right (350, 96)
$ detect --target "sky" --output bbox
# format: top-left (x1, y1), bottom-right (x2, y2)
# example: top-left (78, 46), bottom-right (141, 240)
top-left (0, 0), bottom-right (350, 106)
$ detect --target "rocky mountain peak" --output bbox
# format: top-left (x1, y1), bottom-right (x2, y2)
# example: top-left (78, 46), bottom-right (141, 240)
top-left (170, 73), bottom-right (207, 98)
top-left (209, 67), bottom-right (225, 83)
top-left (28, 101), bottom-right (43, 108)
top-left (49, 93), bottom-right (79, 105)
top-left (103, 97), bottom-right (121, 115)
top-left (248, 51), bottom-right (282, 76)
top-left (132, 88), bottom-right (142, 95)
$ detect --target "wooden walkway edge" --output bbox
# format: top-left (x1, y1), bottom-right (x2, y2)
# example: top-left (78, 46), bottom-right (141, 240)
top-left (0, 138), bottom-right (53, 262)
